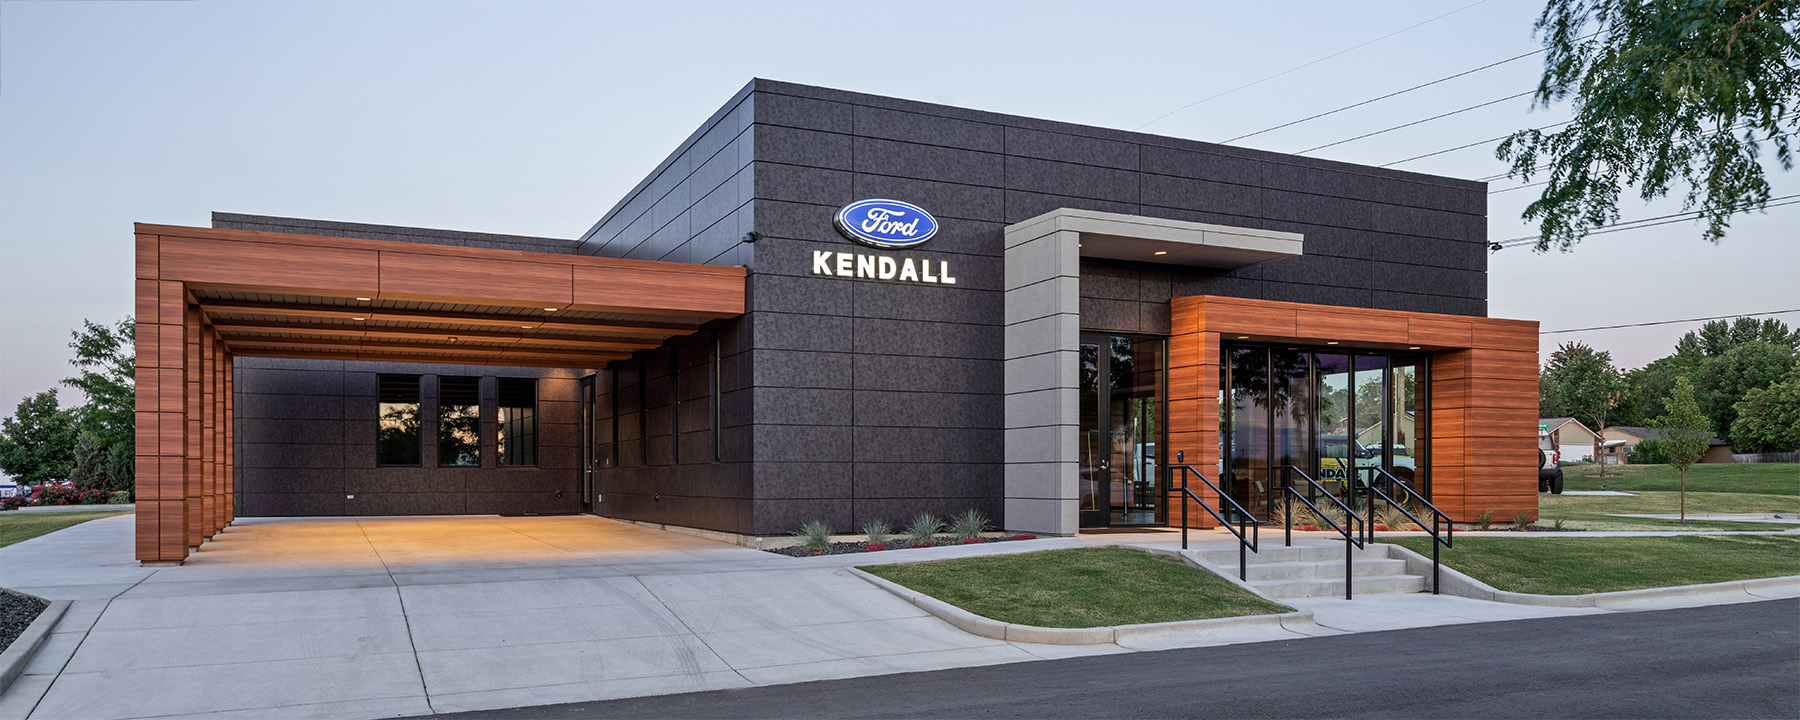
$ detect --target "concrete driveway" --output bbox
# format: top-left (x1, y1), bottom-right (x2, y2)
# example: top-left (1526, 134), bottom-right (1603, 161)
top-left (0, 515), bottom-right (1116, 719)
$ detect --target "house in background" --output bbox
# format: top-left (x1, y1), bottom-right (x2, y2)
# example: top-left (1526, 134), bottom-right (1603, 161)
top-left (1603, 426), bottom-right (1735, 464)
top-left (1539, 417), bottom-right (1598, 462)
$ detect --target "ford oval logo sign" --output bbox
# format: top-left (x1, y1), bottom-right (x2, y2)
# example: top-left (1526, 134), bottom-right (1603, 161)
top-left (833, 199), bottom-right (938, 249)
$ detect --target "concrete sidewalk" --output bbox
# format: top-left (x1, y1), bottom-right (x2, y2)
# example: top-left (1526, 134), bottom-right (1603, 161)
top-left (0, 516), bottom-right (1790, 720)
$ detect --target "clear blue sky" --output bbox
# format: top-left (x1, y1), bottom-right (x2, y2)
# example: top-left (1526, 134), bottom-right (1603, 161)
top-left (3, 0), bottom-right (1795, 417)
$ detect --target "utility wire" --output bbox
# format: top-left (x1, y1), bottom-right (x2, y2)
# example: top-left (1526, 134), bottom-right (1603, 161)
top-left (1222, 42), bottom-right (1561, 144)
top-left (1492, 193), bottom-right (1800, 249)
top-left (1382, 120), bottom-right (1573, 168)
top-left (1136, 1), bottom-right (1489, 132)
top-left (1542, 309), bottom-right (1800, 335)
top-left (1479, 111), bottom-right (1798, 184)
top-left (1297, 90), bottom-right (1535, 155)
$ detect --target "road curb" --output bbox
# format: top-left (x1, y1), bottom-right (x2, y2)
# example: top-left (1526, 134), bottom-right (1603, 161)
top-left (847, 564), bottom-right (1313, 646)
top-left (1382, 544), bottom-right (1800, 608)
top-left (0, 591), bottom-right (68, 695)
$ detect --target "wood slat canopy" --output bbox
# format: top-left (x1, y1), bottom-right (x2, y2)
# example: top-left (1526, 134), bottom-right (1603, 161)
top-left (133, 223), bottom-right (747, 564)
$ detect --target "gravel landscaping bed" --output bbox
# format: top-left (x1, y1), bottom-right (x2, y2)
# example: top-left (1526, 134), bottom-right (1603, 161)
top-left (766, 535), bottom-right (1039, 557)
top-left (0, 590), bottom-right (48, 653)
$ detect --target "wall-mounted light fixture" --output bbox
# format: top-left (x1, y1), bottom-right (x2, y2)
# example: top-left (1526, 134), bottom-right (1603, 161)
top-left (742, 231), bottom-right (762, 244)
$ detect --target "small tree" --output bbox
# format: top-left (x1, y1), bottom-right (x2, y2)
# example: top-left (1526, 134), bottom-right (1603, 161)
top-left (1656, 377), bottom-right (1713, 523)
top-left (0, 389), bottom-right (79, 485)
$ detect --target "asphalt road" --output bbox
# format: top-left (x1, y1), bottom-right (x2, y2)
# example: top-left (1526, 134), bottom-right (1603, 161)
top-left (438, 599), bottom-right (1799, 719)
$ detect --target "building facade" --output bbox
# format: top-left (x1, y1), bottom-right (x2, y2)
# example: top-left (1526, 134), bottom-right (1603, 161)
top-left (132, 79), bottom-right (1539, 564)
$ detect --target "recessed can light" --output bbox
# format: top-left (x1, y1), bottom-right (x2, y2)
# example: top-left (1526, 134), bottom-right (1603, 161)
top-left (353, 317), bottom-right (366, 321)
top-left (1236, 335), bottom-right (1249, 339)
top-left (355, 297), bottom-right (371, 301)
top-left (1153, 251), bottom-right (1168, 255)
top-left (1326, 341), bottom-right (1339, 345)
top-left (1409, 346), bottom-right (1421, 350)
top-left (544, 307), bottom-right (559, 311)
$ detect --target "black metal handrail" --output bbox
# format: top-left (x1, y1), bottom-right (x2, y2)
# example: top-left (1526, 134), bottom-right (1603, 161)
top-left (1172, 451), bottom-right (1260, 580)
top-left (1276, 465), bottom-right (1365, 600)
top-left (1355, 466), bottom-right (1454, 594)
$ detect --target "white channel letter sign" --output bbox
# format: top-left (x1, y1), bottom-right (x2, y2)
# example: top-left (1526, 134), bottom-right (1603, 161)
top-left (816, 198), bottom-right (956, 284)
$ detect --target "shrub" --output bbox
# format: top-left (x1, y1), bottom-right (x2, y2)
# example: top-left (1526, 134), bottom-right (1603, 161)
top-left (792, 519), bottom-right (832, 553)
top-left (905, 512), bottom-right (941, 547)
top-left (108, 490), bottom-right (133, 505)
top-left (948, 509), bottom-right (989, 541)
top-left (1628, 438), bottom-right (1670, 464)
top-left (865, 542), bottom-right (887, 552)
top-left (1011, 533), bottom-right (1037, 541)
top-left (1513, 512), bottom-right (1533, 531)
top-left (1477, 510), bottom-right (1496, 531)
top-left (29, 484), bottom-right (111, 506)
top-left (861, 518), bottom-right (891, 546)
top-left (960, 537), bottom-right (985, 544)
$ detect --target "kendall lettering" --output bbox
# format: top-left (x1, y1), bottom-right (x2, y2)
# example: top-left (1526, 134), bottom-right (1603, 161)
top-left (810, 250), bottom-right (955, 285)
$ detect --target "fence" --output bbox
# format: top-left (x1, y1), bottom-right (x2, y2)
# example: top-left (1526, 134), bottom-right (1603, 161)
top-left (1732, 451), bottom-right (1800, 463)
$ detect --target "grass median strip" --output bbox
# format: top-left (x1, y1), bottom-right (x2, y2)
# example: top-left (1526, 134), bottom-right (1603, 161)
top-left (1386, 534), bottom-right (1800, 595)
top-left (0, 511), bottom-right (132, 549)
top-left (859, 547), bottom-right (1291, 628)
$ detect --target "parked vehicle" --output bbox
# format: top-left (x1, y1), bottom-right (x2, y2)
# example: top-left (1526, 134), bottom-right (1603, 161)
top-left (1538, 429), bottom-right (1564, 494)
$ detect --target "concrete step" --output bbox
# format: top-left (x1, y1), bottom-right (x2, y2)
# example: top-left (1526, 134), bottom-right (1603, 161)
top-left (1250, 574), bottom-right (1427, 599)
top-left (1196, 543), bottom-right (1382, 566)
top-left (1243, 557), bottom-right (1408, 581)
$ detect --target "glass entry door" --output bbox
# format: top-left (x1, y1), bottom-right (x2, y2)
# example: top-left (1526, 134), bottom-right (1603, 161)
top-left (1079, 334), bottom-right (1165, 528)
top-left (1222, 345), bottom-right (1428, 518)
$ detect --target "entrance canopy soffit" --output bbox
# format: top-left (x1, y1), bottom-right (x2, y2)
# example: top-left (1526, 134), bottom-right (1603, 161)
top-left (136, 224), bottom-right (746, 369)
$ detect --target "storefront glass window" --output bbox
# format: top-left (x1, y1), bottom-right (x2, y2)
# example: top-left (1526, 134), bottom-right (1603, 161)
top-left (497, 377), bottom-right (536, 466)
top-left (378, 374), bottom-right (421, 466)
top-left (439, 376), bottom-right (481, 467)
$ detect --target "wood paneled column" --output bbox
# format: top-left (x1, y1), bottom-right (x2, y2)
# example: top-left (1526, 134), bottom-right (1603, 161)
top-left (136, 234), bottom-right (193, 563)
top-left (1166, 298), bottom-right (1221, 528)
top-left (1427, 321), bottom-right (1541, 521)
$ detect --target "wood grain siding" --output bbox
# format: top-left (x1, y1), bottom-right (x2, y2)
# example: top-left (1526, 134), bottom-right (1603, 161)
top-left (1168, 295), bottom-right (1539, 525)
top-left (160, 236), bottom-right (380, 296)
top-left (378, 251), bottom-right (575, 307)
top-left (1165, 298), bottom-right (1222, 528)
top-left (133, 223), bottom-right (745, 563)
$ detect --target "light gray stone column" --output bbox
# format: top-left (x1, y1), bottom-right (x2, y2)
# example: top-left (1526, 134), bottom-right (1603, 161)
top-left (1002, 218), bottom-right (1080, 536)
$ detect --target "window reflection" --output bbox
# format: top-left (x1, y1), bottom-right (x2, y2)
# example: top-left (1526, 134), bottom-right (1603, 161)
top-left (497, 377), bottom-right (536, 467)
top-left (439, 376), bottom-right (481, 467)
top-left (378, 374), bottom-right (421, 466)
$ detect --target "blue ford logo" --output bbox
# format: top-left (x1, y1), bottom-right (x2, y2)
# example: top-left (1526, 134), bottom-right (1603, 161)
top-left (833, 199), bottom-right (938, 249)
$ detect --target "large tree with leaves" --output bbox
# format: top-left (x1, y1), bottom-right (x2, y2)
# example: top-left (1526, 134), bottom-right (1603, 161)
top-left (1498, 0), bottom-right (1799, 251)
top-left (62, 318), bottom-right (136, 491)
top-left (1729, 364), bottom-right (1800, 451)
top-left (1541, 342), bottom-right (1625, 472)
top-left (0, 389), bottom-right (79, 485)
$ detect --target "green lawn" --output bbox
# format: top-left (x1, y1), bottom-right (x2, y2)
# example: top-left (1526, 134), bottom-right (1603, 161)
top-left (1387, 534), bottom-right (1800, 595)
top-left (1564, 462), bottom-right (1797, 495)
top-left (1538, 463), bottom-right (1799, 531)
top-left (860, 547), bottom-right (1291, 628)
top-left (0, 510), bottom-right (132, 549)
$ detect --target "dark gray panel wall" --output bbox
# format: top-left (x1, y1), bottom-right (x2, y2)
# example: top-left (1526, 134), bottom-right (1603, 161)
top-left (233, 357), bottom-right (582, 517)
top-left (576, 79), bottom-right (1488, 535)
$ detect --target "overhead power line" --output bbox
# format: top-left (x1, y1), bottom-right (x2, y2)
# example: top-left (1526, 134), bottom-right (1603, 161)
top-left (1542, 309), bottom-right (1800, 335)
top-left (1491, 193), bottom-right (1800, 250)
top-left (1383, 121), bottom-right (1573, 168)
top-left (1222, 41), bottom-right (1560, 145)
top-left (1296, 90), bottom-right (1535, 155)
top-left (1135, 1), bottom-right (1488, 131)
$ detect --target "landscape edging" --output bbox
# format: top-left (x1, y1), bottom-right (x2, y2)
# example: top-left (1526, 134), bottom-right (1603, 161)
top-left (0, 592), bottom-right (68, 695)
top-left (846, 566), bottom-right (1313, 646)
